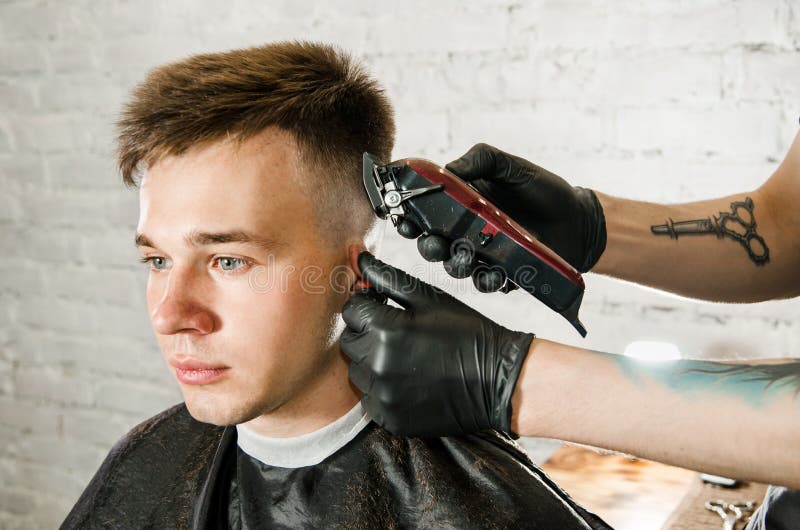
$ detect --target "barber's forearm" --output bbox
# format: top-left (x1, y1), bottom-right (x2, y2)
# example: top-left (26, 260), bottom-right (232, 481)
top-left (511, 339), bottom-right (800, 489)
top-left (591, 189), bottom-right (800, 302)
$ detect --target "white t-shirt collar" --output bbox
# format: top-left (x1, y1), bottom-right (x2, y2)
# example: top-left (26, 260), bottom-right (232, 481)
top-left (235, 401), bottom-right (371, 469)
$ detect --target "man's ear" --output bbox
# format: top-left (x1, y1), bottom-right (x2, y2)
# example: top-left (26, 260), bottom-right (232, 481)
top-left (348, 244), bottom-right (371, 292)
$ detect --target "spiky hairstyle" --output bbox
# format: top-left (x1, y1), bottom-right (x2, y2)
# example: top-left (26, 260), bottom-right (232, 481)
top-left (116, 41), bottom-right (395, 213)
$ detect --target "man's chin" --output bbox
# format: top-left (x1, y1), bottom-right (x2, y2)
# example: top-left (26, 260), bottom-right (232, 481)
top-left (181, 390), bottom-right (259, 426)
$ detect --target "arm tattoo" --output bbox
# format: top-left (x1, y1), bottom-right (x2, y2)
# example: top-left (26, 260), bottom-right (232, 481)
top-left (614, 355), bottom-right (800, 408)
top-left (650, 196), bottom-right (770, 265)
top-left (682, 362), bottom-right (800, 401)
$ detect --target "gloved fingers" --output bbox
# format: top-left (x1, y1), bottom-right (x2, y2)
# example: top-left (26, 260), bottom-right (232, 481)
top-left (472, 264), bottom-right (508, 293)
top-left (370, 404), bottom-right (414, 437)
top-left (417, 234), bottom-right (451, 262)
top-left (396, 217), bottom-right (423, 239)
top-left (347, 357), bottom-right (373, 394)
top-left (442, 239), bottom-right (477, 279)
top-left (341, 289), bottom-right (390, 333)
top-left (339, 326), bottom-right (372, 365)
top-left (444, 143), bottom-right (503, 182)
top-left (359, 396), bottom-right (393, 435)
top-left (498, 279), bottom-right (520, 293)
top-left (357, 251), bottom-right (455, 311)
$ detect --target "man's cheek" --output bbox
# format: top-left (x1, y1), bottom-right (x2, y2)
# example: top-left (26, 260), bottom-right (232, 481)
top-left (236, 290), bottom-right (299, 342)
top-left (144, 276), bottom-right (162, 311)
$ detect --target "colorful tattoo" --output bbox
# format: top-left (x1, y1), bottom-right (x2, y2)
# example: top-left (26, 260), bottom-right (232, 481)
top-left (614, 355), bottom-right (800, 408)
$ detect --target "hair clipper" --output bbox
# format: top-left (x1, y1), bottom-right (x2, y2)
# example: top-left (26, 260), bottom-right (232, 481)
top-left (362, 152), bottom-right (587, 336)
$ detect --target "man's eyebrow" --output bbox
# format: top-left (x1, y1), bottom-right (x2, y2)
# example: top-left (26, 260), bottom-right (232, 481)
top-left (134, 233), bottom-right (156, 248)
top-left (134, 230), bottom-right (280, 250)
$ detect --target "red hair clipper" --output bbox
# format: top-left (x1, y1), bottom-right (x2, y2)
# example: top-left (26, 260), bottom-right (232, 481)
top-left (362, 153), bottom-right (587, 336)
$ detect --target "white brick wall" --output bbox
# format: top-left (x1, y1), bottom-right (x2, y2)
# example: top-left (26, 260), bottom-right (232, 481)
top-left (0, 0), bottom-right (798, 527)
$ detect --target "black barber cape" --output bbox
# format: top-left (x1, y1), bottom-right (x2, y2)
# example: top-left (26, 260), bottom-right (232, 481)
top-left (62, 403), bottom-right (611, 529)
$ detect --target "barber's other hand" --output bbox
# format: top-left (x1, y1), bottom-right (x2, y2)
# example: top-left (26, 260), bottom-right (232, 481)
top-left (340, 251), bottom-right (534, 437)
top-left (397, 143), bottom-right (606, 288)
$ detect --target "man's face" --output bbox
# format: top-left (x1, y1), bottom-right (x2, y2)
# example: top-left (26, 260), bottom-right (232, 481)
top-left (136, 129), bottom-right (355, 425)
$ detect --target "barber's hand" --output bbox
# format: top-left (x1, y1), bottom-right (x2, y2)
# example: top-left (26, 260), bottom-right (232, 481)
top-left (397, 143), bottom-right (606, 290)
top-left (340, 251), bottom-right (534, 437)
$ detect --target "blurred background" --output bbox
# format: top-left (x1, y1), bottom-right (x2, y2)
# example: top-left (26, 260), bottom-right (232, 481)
top-left (0, 0), bottom-right (798, 527)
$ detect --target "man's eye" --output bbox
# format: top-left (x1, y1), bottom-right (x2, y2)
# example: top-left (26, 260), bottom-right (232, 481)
top-left (215, 257), bottom-right (248, 272)
top-left (139, 256), bottom-right (169, 271)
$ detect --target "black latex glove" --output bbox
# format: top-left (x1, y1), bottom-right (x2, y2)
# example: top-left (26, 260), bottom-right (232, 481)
top-left (340, 251), bottom-right (534, 437)
top-left (397, 143), bottom-right (606, 291)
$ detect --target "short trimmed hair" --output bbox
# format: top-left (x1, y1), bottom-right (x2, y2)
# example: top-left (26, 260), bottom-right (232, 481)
top-left (116, 40), bottom-right (394, 238)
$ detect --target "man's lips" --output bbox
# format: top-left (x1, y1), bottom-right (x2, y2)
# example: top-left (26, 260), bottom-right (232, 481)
top-left (169, 356), bottom-right (230, 371)
top-left (169, 356), bottom-right (231, 385)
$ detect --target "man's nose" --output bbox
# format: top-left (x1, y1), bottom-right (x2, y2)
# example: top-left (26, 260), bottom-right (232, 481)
top-left (150, 267), bottom-right (215, 335)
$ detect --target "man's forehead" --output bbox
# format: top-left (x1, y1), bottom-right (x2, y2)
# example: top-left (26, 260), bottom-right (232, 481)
top-left (140, 133), bottom-right (298, 192)
top-left (137, 129), bottom-right (314, 237)
top-left (134, 228), bottom-right (281, 251)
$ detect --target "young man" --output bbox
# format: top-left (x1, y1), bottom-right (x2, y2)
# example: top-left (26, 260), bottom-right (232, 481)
top-left (61, 42), bottom-right (610, 529)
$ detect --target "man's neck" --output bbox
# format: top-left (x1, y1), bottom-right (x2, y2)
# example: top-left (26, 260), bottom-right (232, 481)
top-left (240, 344), bottom-right (361, 438)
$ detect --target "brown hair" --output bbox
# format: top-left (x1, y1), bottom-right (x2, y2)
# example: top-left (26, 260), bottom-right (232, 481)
top-left (116, 41), bottom-right (394, 235)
